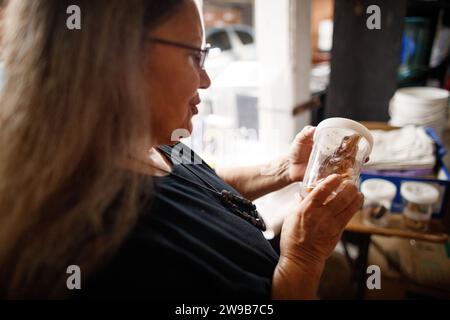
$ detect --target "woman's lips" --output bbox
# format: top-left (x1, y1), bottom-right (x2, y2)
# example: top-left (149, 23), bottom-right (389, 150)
top-left (190, 104), bottom-right (199, 115)
top-left (189, 99), bottom-right (200, 115)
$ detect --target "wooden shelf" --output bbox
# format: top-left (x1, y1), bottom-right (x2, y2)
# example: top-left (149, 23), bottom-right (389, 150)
top-left (346, 211), bottom-right (449, 243)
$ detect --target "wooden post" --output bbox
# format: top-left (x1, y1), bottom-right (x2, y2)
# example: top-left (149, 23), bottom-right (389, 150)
top-left (325, 0), bottom-right (407, 121)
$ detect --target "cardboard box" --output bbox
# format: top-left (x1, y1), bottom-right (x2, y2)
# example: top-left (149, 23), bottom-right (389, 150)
top-left (367, 235), bottom-right (450, 297)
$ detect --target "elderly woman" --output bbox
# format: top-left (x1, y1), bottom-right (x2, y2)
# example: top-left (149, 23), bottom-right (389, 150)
top-left (0, 0), bottom-right (363, 299)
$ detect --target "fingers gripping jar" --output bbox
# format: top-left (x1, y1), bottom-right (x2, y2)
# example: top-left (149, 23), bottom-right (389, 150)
top-left (301, 118), bottom-right (374, 196)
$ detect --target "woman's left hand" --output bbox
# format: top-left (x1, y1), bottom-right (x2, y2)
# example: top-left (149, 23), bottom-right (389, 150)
top-left (285, 126), bottom-right (316, 183)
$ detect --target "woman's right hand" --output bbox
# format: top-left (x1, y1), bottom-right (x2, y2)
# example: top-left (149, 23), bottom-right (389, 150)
top-left (272, 174), bottom-right (364, 299)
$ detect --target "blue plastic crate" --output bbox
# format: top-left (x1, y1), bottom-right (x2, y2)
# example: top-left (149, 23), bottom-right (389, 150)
top-left (360, 127), bottom-right (449, 219)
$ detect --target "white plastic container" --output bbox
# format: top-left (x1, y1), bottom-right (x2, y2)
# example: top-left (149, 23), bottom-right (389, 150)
top-left (360, 178), bottom-right (397, 227)
top-left (400, 181), bottom-right (440, 231)
top-left (301, 118), bottom-right (374, 195)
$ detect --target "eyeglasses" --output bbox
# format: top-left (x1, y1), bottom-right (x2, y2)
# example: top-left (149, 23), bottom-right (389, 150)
top-left (148, 37), bottom-right (211, 70)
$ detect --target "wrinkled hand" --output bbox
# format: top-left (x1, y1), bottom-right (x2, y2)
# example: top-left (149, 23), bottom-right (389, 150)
top-left (279, 174), bottom-right (364, 267)
top-left (286, 126), bottom-right (316, 183)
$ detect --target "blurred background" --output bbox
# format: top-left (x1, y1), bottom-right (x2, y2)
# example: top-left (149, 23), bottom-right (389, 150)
top-left (188, 0), bottom-right (450, 169)
top-left (188, 0), bottom-right (450, 300)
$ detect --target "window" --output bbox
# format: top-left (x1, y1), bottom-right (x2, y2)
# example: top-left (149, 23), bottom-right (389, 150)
top-left (236, 30), bottom-right (253, 45)
top-left (187, 0), bottom-right (311, 169)
top-left (206, 30), bottom-right (232, 51)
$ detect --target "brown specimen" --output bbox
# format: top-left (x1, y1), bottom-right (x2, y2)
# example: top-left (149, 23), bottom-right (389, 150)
top-left (317, 133), bottom-right (362, 180)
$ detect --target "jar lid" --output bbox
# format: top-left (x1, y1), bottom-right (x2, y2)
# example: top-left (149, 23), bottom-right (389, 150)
top-left (400, 182), bottom-right (439, 205)
top-left (314, 117), bottom-right (374, 154)
top-left (360, 178), bottom-right (397, 200)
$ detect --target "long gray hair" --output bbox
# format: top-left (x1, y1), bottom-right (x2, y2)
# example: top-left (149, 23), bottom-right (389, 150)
top-left (0, 0), bottom-right (184, 298)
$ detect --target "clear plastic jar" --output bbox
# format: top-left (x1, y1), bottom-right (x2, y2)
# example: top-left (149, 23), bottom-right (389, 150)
top-left (360, 178), bottom-right (397, 227)
top-left (400, 182), bottom-right (439, 231)
top-left (301, 118), bottom-right (373, 196)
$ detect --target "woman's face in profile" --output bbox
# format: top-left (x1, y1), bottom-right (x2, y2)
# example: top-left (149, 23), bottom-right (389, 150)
top-left (146, 0), bottom-right (211, 145)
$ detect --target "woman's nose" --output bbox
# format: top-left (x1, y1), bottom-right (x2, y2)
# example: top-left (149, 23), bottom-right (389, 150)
top-left (199, 69), bottom-right (211, 90)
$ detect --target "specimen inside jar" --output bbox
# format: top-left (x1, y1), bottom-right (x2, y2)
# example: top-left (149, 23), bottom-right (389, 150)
top-left (305, 133), bottom-right (362, 193)
top-left (403, 216), bottom-right (429, 231)
top-left (317, 133), bottom-right (362, 180)
top-left (403, 202), bottom-right (430, 231)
